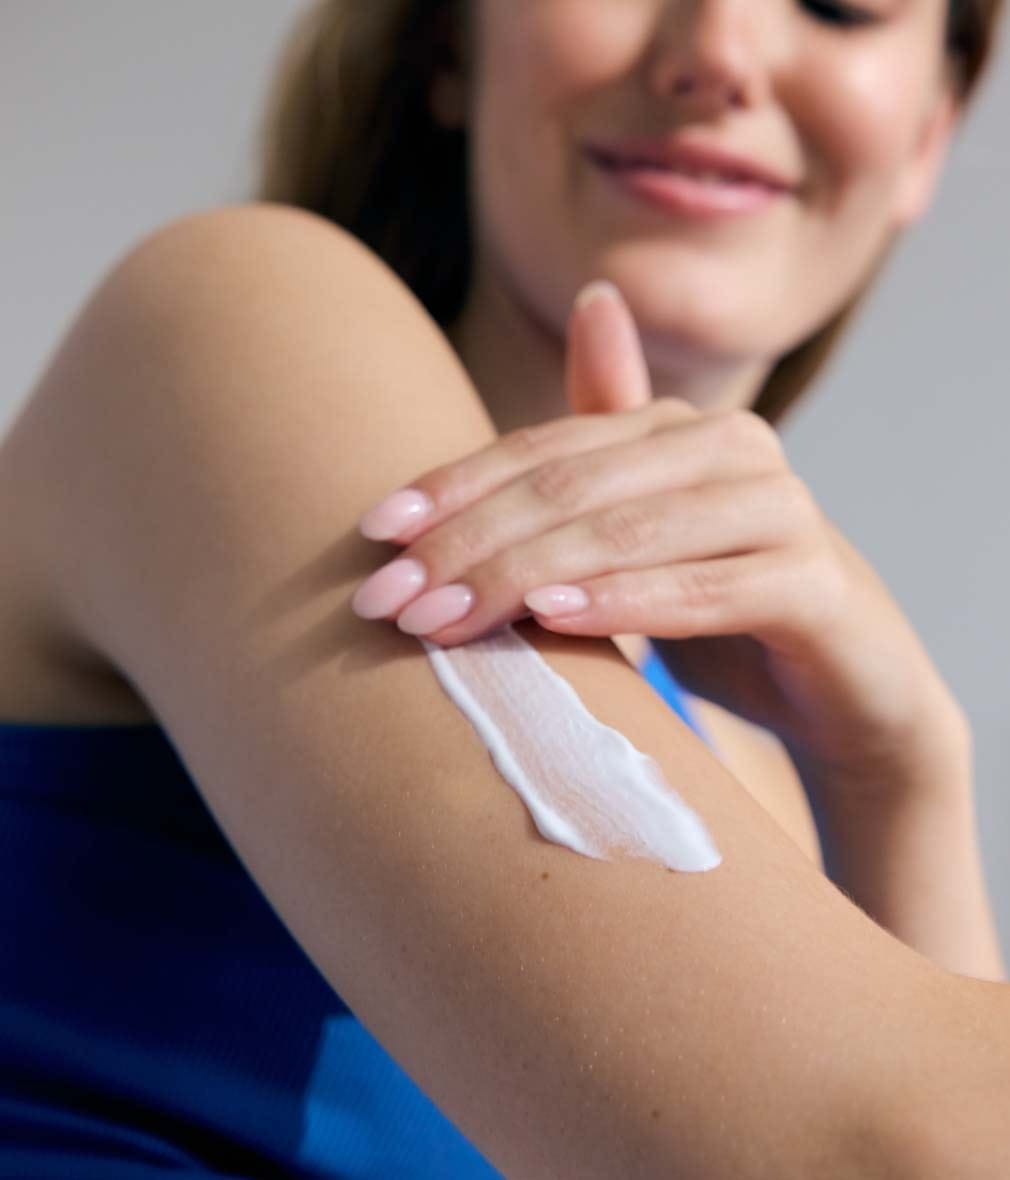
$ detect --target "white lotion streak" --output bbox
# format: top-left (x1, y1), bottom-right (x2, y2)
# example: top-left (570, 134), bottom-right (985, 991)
top-left (420, 624), bottom-right (721, 872)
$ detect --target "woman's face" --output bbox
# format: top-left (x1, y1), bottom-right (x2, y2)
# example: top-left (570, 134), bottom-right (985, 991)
top-left (435, 0), bottom-right (959, 372)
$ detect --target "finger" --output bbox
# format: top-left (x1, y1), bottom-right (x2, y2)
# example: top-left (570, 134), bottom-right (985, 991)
top-left (356, 396), bottom-right (700, 546)
top-left (404, 472), bottom-right (805, 646)
top-left (400, 416), bottom-right (780, 594)
top-left (526, 547), bottom-right (811, 640)
top-left (565, 280), bottom-right (653, 415)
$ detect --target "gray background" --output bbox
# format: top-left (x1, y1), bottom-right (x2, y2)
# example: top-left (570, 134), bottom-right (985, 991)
top-left (3, 3), bottom-right (1008, 949)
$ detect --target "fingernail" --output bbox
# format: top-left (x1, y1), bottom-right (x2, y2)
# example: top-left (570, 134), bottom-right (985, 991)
top-left (351, 557), bottom-right (427, 619)
top-left (397, 584), bottom-right (475, 635)
top-left (358, 488), bottom-right (434, 541)
top-left (574, 279), bottom-right (622, 312)
top-left (524, 584), bottom-right (590, 617)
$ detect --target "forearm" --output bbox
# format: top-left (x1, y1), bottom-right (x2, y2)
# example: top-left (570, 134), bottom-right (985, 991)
top-left (795, 723), bottom-right (1007, 982)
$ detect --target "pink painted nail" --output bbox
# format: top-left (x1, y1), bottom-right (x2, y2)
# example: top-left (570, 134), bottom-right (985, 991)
top-left (358, 488), bottom-right (434, 541)
top-left (523, 584), bottom-right (590, 617)
top-left (351, 557), bottom-right (427, 619)
top-left (396, 584), bottom-right (475, 635)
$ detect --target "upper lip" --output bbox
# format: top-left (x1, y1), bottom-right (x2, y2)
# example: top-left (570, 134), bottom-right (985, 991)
top-left (585, 135), bottom-right (797, 193)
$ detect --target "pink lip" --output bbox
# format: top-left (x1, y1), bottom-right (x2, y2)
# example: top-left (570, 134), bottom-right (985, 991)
top-left (588, 151), bottom-right (788, 221)
top-left (586, 137), bottom-right (797, 192)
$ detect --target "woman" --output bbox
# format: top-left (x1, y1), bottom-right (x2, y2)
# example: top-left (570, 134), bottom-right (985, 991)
top-left (0, 0), bottom-right (1007, 1175)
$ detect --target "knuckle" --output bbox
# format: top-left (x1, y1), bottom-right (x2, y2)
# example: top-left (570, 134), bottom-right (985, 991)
top-left (592, 501), bottom-right (658, 557)
top-left (720, 408), bottom-right (784, 462)
top-left (674, 561), bottom-right (730, 613)
top-left (775, 471), bottom-right (818, 522)
top-left (502, 421), bottom-right (559, 462)
top-left (649, 396), bottom-right (701, 428)
top-left (416, 514), bottom-right (488, 576)
top-left (422, 466), bottom-right (463, 513)
top-left (805, 542), bottom-right (846, 621)
top-left (528, 456), bottom-right (591, 510)
top-left (483, 545), bottom-right (536, 596)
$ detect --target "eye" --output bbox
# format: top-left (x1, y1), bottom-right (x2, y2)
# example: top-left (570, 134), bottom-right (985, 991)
top-left (799, 0), bottom-right (880, 27)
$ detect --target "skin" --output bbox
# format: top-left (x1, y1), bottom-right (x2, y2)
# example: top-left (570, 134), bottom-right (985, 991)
top-left (14, 203), bottom-right (1009, 1175)
top-left (359, 0), bottom-right (965, 773)
top-left (433, 0), bottom-right (960, 431)
top-left (349, 0), bottom-right (1006, 981)
top-left (0, 4), bottom-right (1000, 1171)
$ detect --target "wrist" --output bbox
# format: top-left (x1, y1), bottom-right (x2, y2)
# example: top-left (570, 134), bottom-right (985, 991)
top-left (787, 698), bottom-right (973, 812)
top-left (788, 679), bottom-right (972, 807)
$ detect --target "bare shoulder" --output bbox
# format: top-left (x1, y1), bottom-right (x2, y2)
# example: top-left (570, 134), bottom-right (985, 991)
top-left (49, 199), bottom-right (463, 398)
top-left (0, 202), bottom-right (445, 713)
top-left (7, 199), bottom-right (491, 669)
top-left (107, 199), bottom-right (384, 280)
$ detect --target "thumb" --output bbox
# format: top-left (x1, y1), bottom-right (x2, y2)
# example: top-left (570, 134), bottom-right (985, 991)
top-left (564, 280), bottom-right (653, 415)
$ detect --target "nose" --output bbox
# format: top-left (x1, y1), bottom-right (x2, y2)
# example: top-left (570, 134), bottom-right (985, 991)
top-left (648, 0), bottom-right (772, 116)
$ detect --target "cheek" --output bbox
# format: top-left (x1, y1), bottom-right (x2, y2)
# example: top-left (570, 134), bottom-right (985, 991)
top-left (473, 3), bottom-right (645, 261)
top-left (476, 0), bottom-right (648, 164)
top-left (791, 47), bottom-right (937, 192)
top-left (772, 42), bottom-right (941, 347)
top-left (483, 0), bottom-right (647, 97)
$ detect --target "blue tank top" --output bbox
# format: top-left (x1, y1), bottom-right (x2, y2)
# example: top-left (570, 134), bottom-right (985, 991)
top-left (0, 640), bottom-right (713, 1178)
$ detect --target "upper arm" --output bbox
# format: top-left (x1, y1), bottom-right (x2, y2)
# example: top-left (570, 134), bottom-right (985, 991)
top-left (9, 201), bottom-right (982, 1177)
top-left (690, 696), bottom-right (824, 869)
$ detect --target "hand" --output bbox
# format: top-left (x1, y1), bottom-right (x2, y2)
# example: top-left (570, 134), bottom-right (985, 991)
top-left (351, 281), bottom-right (969, 790)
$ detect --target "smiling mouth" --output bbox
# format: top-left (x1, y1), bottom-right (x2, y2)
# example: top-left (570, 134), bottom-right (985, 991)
top-left (586, 148), bottom-right (790, 220)
top-left (587, 145), bottom-right (786, 188)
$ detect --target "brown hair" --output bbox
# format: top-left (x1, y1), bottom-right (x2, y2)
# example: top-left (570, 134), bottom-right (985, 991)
top-left (255, 0), bottom-right (1005, 429)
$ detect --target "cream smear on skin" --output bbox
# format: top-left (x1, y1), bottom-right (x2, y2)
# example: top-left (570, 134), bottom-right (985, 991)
top-left (420, 624), bottom-right (722, 872)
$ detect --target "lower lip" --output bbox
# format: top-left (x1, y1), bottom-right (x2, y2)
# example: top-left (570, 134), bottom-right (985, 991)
top-left (592, 158), bottom-right (787, 220)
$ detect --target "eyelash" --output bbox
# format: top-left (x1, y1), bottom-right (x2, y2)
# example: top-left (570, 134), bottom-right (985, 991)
top-left (799, 0), bottom-right (880, 27)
